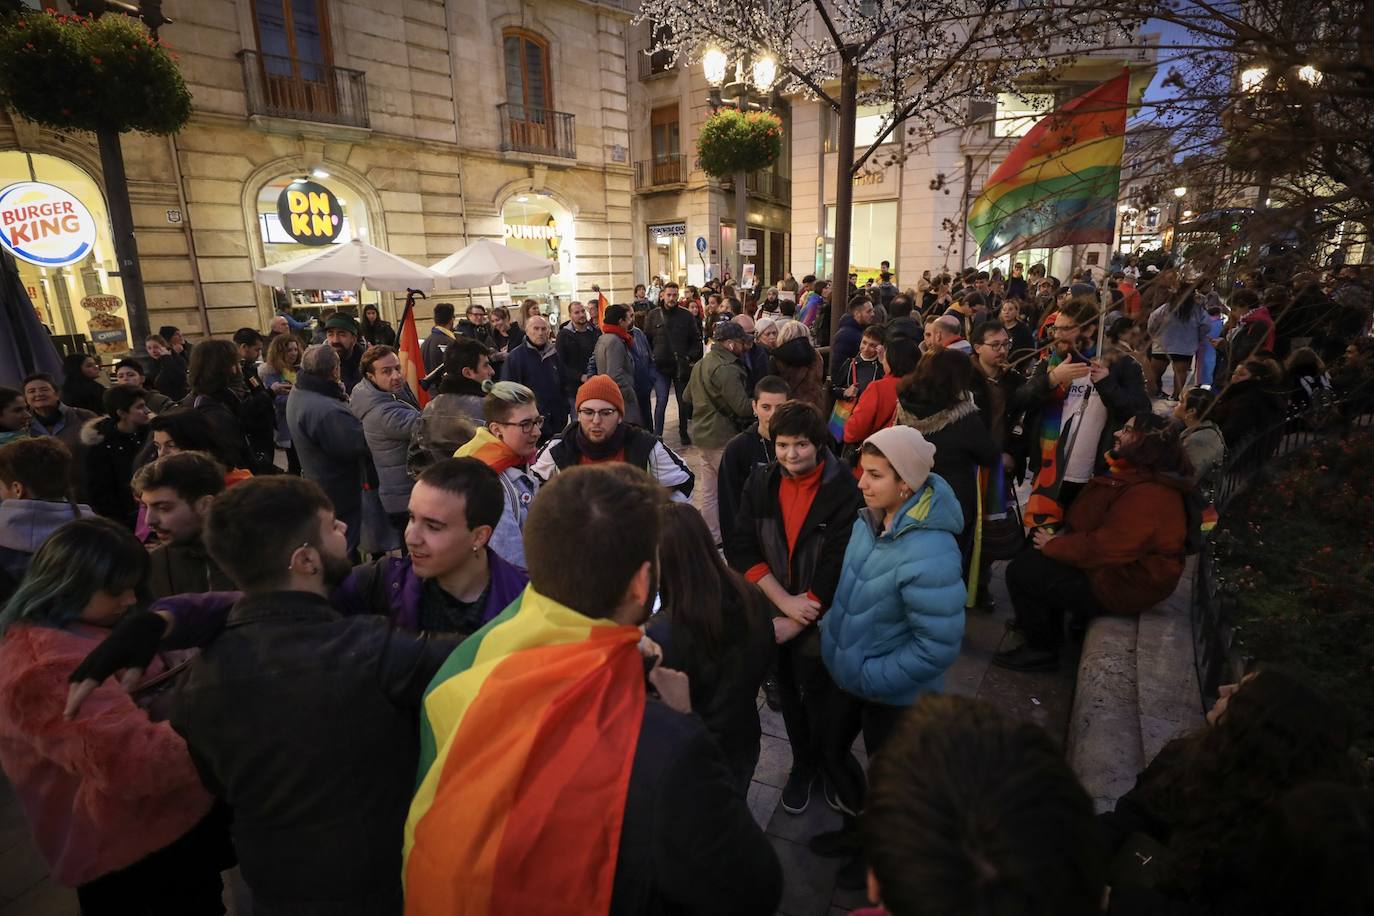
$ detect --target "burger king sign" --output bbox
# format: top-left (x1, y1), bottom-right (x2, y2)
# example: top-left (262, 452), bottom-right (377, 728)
top-left (0, 181), bottom-right (98, 268)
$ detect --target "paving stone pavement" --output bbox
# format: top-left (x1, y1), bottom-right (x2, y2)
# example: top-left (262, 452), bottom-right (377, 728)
top-left (0, 400), bottom-right (1076, 916)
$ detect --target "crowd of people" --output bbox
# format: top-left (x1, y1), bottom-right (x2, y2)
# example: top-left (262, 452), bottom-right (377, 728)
top-left (0, 253), bottom-right (1369, 916)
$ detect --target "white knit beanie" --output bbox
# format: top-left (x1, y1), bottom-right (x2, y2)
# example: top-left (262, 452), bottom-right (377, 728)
top-left (864, 426), bottom-right (936, 492)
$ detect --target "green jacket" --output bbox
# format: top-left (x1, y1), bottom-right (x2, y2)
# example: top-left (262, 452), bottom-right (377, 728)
top-left (684, 345), bottom-right (753, 449)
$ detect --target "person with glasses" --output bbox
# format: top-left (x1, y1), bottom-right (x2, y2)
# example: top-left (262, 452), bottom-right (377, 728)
top-left (454, 382), bottom-right (543, 567)
top-left (531, 375), bottom-right (694, 501)
top-left (350, 345), bottom-right (422, 546)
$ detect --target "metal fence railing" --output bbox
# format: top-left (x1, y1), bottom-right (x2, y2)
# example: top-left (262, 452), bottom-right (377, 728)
top-left (1192, 389), bottom-right (1374, 708)
top-left (496, 104), bottom-right (576, 160)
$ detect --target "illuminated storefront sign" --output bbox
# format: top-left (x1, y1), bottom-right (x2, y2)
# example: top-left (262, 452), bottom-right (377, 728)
top-left (0, 181), bottom-right (98, 267)
top-left (275, 179), bottom-right (344, 245)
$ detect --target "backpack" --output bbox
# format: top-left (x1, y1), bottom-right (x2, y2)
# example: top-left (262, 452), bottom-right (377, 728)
top-left (1298, 374), bottom-right (1339, 430)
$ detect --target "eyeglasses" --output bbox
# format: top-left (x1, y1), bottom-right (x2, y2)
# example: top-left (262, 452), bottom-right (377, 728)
top-left (492, 415), bottom-right (546, 434)
top-left (979, 340), bottom-right (1011, 350)
top-left (577, 407), bottom-right (619, 420)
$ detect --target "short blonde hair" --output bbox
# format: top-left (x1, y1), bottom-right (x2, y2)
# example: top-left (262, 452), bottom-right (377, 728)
top-left (776, 319), bottom-right (810, 346)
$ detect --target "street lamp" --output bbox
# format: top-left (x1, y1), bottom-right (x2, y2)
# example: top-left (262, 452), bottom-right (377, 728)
top-left (702, 48), bottom-right (778, 286)
top-left (1298, 64), bottom-right (1323, 86)
top-left (1240, 66), bottom-right (1268, 93)
top-left (1170, 187), bottom-right (1187, 259)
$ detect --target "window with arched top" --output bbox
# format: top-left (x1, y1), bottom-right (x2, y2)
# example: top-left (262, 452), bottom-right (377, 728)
top-left (503, 29), bottom-right (552, 115)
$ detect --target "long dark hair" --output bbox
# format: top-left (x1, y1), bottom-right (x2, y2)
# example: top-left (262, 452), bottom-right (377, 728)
top-left (657, 502), bottom-right (759, 656)
top-left (1118, 411), bottom-right (1193, 478)
top-left (1132, 668), bottom-right (1357, 900)
top-left (902, 347), bottom-right (973, 410)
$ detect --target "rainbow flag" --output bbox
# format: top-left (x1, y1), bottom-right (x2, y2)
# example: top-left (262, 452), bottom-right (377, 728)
top-left (969, 71), bottom-right (1129, 260)
top-left (403, 586), bottom-right (646, 916)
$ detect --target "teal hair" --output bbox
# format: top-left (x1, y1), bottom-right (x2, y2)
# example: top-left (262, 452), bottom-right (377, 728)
top-left (0, 517), bottom-right (149, 634)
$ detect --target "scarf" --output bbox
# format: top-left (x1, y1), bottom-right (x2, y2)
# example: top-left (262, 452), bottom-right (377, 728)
top-left (601, 321), bottom-right (633, 349)
top-left (1104, 450), bottom-right (1132, 477)
top-left (1024, 350), bottom-right (1074, 530)
top-left (0, 429), bottom-right (26, 446)
top-left (455, 427), bottom-right (530, 475)
top-left (574, 422), bottom-right (628, 462)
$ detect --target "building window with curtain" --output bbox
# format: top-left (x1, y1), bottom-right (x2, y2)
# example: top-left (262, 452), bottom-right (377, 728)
top-left (650, 104), bottom-right (680, 183)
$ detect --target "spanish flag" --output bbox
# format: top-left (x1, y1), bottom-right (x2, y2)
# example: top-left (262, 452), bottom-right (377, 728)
top-left (398, 296), bottom-right (430, 407)
top-left (403, 586), bottom-right (645, 916)
top-left (968, 71), bottom-right (1129, 260)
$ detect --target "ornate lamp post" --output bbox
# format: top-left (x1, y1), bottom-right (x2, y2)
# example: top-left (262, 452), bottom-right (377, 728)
top-left (703, 48), bottom-right (778, 283)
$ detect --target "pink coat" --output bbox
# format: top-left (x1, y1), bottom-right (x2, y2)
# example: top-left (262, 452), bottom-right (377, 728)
top-left (0, 624), bottom-right (213, 886)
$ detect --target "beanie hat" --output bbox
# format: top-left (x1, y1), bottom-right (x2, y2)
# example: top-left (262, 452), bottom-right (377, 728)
top-left (864, 426), bottom-right (936, 492)
top-left (324, 313), bottom-right (360, 335)
top-left (576, 374), bottom-right (624, 414)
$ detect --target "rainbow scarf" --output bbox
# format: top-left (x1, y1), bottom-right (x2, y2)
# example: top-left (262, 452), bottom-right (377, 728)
top-left (455, 426), bottom-right (530, 475)
top-left (403, 586), bottom-right (646, 916)
top-left (1024, 352), bottom-right (1072, 529)
top-left (969, 72), bottom-right (1128, 259)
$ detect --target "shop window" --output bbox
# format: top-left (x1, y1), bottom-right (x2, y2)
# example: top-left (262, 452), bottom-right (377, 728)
top-left (504, 29), bottom-right (552, 113)
top-left (0, 151), bottom-right (129, 355)
top-left (994, 91), bottom-right (1054, 137)
top-left (255, 174), bottom-right (374, 320)
top-left (822, 200), bottom-right (897, 283)
top-left (825, 103), bottom-right (892, 153)
top-left (647, 223), bottom-right (687, 286)
top-left (501, 194), bottom-right (574, 316)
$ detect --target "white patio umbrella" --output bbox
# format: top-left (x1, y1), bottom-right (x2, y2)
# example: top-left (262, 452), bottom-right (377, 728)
top-left (255, 238), bottom-right (440, 291)
top-left (429, 238), bottom-right (556, 304)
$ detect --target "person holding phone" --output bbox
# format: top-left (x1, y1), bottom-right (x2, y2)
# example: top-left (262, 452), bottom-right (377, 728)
top-left (1016, 299), bottom-right (1150, 529)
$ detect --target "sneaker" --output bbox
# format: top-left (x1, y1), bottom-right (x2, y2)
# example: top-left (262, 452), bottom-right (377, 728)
top-left (762, 676), bottom-right (782, 712)
top-left (781, 766), bottom-right (815, 815)
top-left (991, 644), bottom-right (1059, 672)
top-left (823, 774), bottom-right (859, 817)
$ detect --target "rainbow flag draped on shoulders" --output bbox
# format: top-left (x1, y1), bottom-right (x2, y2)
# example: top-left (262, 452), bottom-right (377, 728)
top-left (403, 586), bottom-right (646, 916)
top-left (969, 71), bottom-right (1129, 260)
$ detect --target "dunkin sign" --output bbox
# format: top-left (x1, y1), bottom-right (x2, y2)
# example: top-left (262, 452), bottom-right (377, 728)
top-left (0, 181), bottom-right (98, 267)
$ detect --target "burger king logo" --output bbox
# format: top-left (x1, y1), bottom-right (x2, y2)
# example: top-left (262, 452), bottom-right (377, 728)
top-left (0, 181), bottom-right (98, 268)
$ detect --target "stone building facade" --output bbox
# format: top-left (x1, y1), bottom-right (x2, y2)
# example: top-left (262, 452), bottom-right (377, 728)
top-left (1, 0), bottom-right (636, 350)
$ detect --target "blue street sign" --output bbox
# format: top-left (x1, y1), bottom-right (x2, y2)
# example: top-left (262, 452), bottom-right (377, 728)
top-left (695, 236), bottom-right (707, 253)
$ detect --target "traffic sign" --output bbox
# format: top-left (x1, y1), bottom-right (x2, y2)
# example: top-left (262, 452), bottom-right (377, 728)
top-left (695, 235), bottom-right (707, 253)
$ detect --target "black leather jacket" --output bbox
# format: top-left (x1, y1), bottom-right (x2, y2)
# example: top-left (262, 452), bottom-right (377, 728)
top-left (646, 304), bottom-right (704, 380)
top-left (169, 591), bottom-right (456, 916)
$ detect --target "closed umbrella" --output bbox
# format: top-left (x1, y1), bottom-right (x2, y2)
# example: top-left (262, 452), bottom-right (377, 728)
top-left (255, 238), bottom-right (440, 291)
top-left (429, 238), bottom-right (556, 304)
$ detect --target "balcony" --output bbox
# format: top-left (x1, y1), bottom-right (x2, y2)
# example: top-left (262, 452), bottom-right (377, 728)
top-left (723, 170), bottom-right (792, 204)
top-left (638, 49), bottom-right (675, 80)
top-left (238, 50), bottom-right (369, 129)
top-left (634, 155), bottom-right (687, 191)
top-left (497, 103), bottom-right (576, 160)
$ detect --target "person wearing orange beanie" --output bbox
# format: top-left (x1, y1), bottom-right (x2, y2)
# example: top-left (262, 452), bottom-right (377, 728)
top-left (530, 375), bottom-right (694, 500)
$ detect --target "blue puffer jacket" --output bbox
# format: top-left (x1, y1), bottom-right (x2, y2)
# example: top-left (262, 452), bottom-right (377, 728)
top-left (820, 473), bottom-right (967, 706)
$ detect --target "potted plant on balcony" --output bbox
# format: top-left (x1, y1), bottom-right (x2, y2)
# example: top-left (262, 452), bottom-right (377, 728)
top-left (696, 108), bottom-right (783, 178)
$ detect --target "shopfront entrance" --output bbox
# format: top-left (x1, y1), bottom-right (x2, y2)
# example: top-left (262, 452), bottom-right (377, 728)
top-left (0, 152), bottom-right (129, 355)
top-left (501, 193), bottom-right (574, 320)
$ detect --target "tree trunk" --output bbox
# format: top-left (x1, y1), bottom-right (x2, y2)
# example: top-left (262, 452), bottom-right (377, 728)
top-left (830, 58), bottom-right (859, 342)
top-left (97, 127), bottom-right (152, 355)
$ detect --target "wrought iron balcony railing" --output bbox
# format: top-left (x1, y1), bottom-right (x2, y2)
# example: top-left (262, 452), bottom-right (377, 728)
top-left (634, 155), bottom-right (686, 190)
top-left (238, 49), bottom-right (369, 129)
top-left (497, 103), bottom-right (576, 160)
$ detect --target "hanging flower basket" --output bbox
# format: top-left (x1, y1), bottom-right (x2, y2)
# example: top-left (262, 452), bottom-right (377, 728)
top-left (696, 108), bottom-right (783, 178)
top-left (0, 11), bottom-right (192, 135)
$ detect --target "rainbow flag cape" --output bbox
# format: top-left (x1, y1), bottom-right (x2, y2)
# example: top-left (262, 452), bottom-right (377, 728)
top-left (403, 586), bottom-right (646, 916)
top-left (969, 71), bottom-right (1129, 260)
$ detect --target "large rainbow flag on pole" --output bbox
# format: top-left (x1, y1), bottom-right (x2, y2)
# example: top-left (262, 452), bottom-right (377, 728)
top-left (968, 70), bottom-right (1129, 260)
top-left (402, 586), bottom-right (646, 916)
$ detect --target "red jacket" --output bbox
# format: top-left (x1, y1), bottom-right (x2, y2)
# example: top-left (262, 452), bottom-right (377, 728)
top-left (1041, 467), bottom-right (1188, 615)
top-left (0, 624), bottom-right (213, 886)
top-left (843, 374), bottom-right (900, 444)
